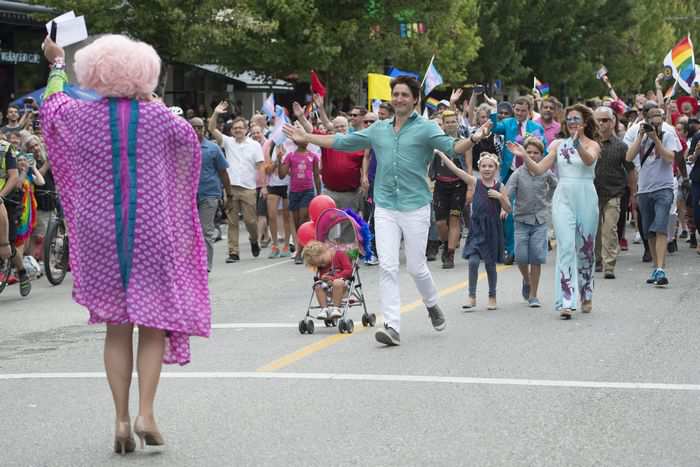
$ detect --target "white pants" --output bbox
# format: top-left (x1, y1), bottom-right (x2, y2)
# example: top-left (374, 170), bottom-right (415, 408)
top-left (375, 204), bottom-right (439, 332)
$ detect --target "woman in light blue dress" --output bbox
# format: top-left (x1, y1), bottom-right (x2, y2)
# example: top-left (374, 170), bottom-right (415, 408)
top-left (507, 104), bottom-right (600, 319)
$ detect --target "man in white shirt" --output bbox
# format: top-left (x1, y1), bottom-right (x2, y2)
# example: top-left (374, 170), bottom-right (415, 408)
top-left (209, 104), bottom-right (264, 262)
top-left (624, 105), bottom-right (681, 286)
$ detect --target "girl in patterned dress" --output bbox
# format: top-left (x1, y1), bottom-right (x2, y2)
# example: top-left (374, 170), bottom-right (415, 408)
top-left (434, 150), bottom-right (511, 310)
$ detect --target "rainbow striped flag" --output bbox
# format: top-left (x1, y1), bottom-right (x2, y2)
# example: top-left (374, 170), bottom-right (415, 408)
top-left (533, 77), bottom-right (550, 96)
top-left (664, 35), bottom-right (696, 94)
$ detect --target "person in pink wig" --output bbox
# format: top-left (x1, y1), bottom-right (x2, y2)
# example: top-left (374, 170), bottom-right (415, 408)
top-left (40, 34), bottom-right (211, 454)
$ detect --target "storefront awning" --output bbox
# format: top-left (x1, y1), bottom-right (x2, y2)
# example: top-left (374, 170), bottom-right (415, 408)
top-left (195, 65), bottom-right (293, 92)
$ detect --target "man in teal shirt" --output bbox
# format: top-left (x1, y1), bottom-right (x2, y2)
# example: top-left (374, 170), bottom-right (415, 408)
top-left (284, 76), bottom-right (479, 346)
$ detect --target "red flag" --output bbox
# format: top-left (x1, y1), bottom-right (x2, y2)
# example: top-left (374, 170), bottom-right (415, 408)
top-left (310, 70), bottom-right (326, 97)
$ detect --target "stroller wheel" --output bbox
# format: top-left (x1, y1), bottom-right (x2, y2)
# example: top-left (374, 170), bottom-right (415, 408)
top-left (369, 313), bottom-right (377, 327)
top-left (346, 319), bottom-right (354, 334)
top-left (305, 319), bottom-right (315, 334)
top-left (298, 320), bottom-right (307, 334)
top-left (361, 315), bottom-right (369, 327)
top-left (324, 320), bottom-right (332, 327)
top-left (338, 320), bottom-right (346, 333)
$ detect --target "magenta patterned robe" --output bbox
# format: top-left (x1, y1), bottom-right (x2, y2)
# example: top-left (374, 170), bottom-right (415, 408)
top-left (41, 93), bottom-right (211, 365)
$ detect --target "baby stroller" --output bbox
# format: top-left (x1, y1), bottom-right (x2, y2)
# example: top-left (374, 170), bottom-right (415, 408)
top-left (298, 208), bottom-right (376, 335)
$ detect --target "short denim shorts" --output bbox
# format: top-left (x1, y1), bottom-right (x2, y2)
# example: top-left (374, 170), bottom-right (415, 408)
top-left (288, 189), bottom-right (315, 211)
top-left (514, 221), bottom-right (548, 265)
top-left (638, 188), bottom-right (673, 237)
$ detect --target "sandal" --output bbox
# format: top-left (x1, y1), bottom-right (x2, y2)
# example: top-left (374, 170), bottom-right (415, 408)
top-left (559, 308), bottom-right (572, 320)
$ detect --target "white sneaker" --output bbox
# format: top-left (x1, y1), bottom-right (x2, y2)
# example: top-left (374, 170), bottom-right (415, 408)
top-left (633, 232), bottom-right (641, 244)
top-left (316, 308), bottom-right (328, 319)
top-left (329, 307), bottom-right (342, 319)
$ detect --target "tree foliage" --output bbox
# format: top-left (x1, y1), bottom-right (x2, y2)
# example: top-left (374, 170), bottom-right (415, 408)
top-left (29, 0), bottom-right (697, 103)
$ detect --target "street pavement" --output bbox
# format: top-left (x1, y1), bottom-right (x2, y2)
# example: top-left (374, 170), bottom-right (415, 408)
top-left (1, 227), bottom-right (699, 467)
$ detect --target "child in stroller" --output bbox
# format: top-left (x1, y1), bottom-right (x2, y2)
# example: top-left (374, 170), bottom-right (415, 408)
top-left (303, 240), bottom-right (352, 320)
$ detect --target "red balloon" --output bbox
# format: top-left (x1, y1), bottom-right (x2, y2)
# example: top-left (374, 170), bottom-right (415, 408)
top-left (297, 221), bottom-right (316, 247)
top-left (308, 195), bottom-right (337, 223)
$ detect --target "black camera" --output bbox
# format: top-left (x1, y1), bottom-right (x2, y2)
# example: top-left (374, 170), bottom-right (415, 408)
top-left (473, 85), bottom-right (485, 94)
top-left (641, 123), bottom-right (654, 133)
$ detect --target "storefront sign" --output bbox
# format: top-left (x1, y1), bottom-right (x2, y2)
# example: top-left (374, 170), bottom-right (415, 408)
top-left (0, 50), bottom-right (42, 65)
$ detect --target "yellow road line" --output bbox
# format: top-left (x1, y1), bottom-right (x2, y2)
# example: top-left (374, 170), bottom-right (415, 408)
top-left (256, 265), bottom-right (511, 372)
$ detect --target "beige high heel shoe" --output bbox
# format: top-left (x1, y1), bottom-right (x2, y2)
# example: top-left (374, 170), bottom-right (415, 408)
top-left (114, 421), bottom-right (136, 455)
top-left (134, 416), bottom-right (165, 449)
top-left (581, 300), bottom-right (593, 313)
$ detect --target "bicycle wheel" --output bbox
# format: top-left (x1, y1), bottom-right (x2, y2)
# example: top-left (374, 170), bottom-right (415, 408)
top-left (44, 216), bottom-right (68, 286)
top-left (0, 251), bottom-right (11, 294)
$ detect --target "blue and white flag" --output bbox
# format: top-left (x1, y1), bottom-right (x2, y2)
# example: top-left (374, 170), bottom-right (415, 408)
top-left (423, 57), bottom-right (443, 95)
top-left (275, 104), bottom-right (289, 124)
top-left (261, 94), bottom-right (275, 119)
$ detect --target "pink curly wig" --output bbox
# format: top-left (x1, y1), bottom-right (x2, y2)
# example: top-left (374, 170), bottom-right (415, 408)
top-left (74, 34), bottom-right (161, 99)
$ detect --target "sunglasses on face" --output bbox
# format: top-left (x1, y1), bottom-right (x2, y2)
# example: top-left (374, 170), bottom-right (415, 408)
top-left (350, 113), bottom-right (361, 117)
top-left (364, 119), bottom-right (376, 124)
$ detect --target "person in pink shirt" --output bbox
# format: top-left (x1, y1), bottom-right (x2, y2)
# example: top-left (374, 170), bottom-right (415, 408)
top-left (278, 139), bottom-right (321, 263)
top-left (535, 97), bottom-right (561, 146)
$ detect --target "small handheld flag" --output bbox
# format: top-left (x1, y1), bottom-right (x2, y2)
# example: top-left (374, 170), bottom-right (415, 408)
top-left (261, 94), bottom-right (275, 119)
top-left (422, 56), bottom-right (443, 95)
top-left (663, 35), bottom-right (696, 95)
top-left (310, 70), bottom-right (326, 97)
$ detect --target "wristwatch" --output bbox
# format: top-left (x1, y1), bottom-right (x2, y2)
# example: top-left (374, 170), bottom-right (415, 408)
top-left (51, 56), bottom-right (66, 70)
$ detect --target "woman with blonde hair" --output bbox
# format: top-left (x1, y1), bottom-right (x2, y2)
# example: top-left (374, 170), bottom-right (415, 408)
top-left (40, 34), bottom-right (211, 453)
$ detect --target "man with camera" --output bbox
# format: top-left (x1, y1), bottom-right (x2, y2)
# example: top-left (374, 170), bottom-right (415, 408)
top-left (624, 105), bottom-right (681, 286)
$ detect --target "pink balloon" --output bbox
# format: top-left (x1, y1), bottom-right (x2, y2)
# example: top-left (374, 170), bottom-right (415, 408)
top-left (297, 221), bottom-right (316, 247)
top-left (308, 195), bottom-right (336, 223)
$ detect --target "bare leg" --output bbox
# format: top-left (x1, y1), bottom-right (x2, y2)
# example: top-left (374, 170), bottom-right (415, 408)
top-left (331, 279), bottom-right (347, 306)
top-left (529, 264), bottom-right (541, 298)
top-left (267, 194), bottom-right (280, 250)
top-left (436, 220), bottom-right (448, 242)
top-left (653, 233), bottom-right (668, 268)
top-left (314, 285), bottom-right (328, 307)
top-left (104, 323), bottom-right (134, 424)
top-left (447, 215), bottom-right (461, 250)
top-left (517, 263), bottom-right (530, 285)
top-left (136, 326), bottom-right (165, 425)
top-left (281, 200), bottom-right (292, 246)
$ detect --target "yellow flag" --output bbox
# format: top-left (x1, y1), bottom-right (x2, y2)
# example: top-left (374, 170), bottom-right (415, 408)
top-left (367, 73), bottom-right (392, 108)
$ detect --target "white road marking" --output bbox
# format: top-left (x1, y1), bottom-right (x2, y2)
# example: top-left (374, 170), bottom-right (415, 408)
top-left (211, 323), bottom-right (298, 329)
top-left (244, 259), bottom-right (293, 274)
top-left (2, 371), bottom-right (700, 392)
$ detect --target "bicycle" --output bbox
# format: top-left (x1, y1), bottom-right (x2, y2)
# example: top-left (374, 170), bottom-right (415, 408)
top-left (39, 190), bottom-right (69, 286)
top-left (0, 196), bottom-right (19, 295)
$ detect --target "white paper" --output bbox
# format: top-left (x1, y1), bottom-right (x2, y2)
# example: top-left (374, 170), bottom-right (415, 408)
top-left (45, 11), bottom-right (88, 47)
top-left (45, 11), bottom-right (75, 34)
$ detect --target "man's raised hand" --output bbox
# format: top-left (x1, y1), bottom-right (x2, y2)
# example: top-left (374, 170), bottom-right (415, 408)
top-left (214, 101), bottom-right (229, 114)
top-left (292, 101), bottom-right (304, 118)
top-left (283, 124), bottom-right (308, 145)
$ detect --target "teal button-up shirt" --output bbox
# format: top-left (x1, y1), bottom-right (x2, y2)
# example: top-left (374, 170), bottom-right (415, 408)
top-left (331, 112), bottom-right (457, 211)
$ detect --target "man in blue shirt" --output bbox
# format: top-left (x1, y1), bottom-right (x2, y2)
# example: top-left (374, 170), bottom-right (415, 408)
top-left (284, 76), bottom-right (478, 346)
top-left (490, 96), bottom-right (547, 264)
top-left (190, 118), bottom-right (231, 272)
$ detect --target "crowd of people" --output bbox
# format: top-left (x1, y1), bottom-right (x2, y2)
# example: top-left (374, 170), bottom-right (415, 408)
top-left (2, 70), bottom-right (700, 317)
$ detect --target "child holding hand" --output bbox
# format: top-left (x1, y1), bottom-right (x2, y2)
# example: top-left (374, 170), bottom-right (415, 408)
top-left (302, 240), bottom-right (353, 320)
top-left (435, 149), bottom-right (511, 310)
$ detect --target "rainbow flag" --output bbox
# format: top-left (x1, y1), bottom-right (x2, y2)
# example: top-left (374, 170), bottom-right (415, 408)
top-left (533, 77), bottom-right (550, 96)
top-left (425, 97), bottom-right (440, 110)
top-left (664, 35), bottom-right (696, 94)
